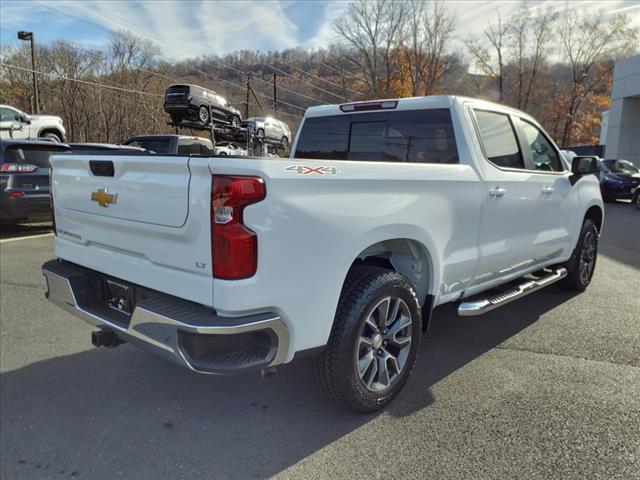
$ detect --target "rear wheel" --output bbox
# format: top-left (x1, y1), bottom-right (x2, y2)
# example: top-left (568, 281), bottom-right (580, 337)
top-left (634, 192), bottom-right (640, 210)
top-left (312, 265), bottom-right (422, 413)
top-left (558, 218), bottom-right (599, 291)
top-left (198, 106), bottom-right (210, 124)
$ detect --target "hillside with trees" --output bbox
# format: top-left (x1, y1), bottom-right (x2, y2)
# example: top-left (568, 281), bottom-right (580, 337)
top-left (1, 0), bottom-right (637, 146)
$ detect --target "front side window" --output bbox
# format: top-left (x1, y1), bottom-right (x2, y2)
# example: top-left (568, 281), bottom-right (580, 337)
top-left (602, 159), bottom-right (639, 174)
top-left (294, 109), bottom-right (458, 164)
top-left (520, 120), bottom-right (563, 172)
top-left (474, 110), bottom-right (524, 169)
top-left (0, 108), bottom-right (20, 122)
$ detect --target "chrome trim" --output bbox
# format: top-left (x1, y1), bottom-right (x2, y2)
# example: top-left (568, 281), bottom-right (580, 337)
top-left (43, 262), bottom-right (289, 373)
top-left (458, 267), bottom-right (567, 317)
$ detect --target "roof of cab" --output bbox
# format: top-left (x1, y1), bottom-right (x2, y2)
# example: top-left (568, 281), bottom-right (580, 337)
top-left (304, 95), bottom-right (535, 122)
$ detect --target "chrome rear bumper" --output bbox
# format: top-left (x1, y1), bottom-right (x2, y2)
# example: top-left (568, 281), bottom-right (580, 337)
top-left (42, 259), bottom-right (289, 374)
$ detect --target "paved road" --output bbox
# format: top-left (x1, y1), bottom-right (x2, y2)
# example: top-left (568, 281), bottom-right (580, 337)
top-left (1, 203), bottom-right (639, 480)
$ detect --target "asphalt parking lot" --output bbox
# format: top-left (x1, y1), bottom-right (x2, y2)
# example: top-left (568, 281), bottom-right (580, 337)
top-left (1, 203), bottom-right (638, 480)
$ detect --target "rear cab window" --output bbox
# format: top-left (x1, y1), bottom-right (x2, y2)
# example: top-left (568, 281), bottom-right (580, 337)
top-left (294, 109), bottom-right (459, 164)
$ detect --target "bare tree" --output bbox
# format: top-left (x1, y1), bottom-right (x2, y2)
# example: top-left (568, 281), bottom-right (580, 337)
top-left (422, 0), bottom-right (456, 95)
top-left (465, 10), bottom-right (509, 101)
top-left (334, 0), bottom-right (407, 97)
top-left (557, 10), bottom-right (638, 145)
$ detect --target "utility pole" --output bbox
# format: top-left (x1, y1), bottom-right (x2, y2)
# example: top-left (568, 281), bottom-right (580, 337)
top-left (273, 72), bottom-right (277, 119)
top-left (17, 31), bottom-right (39, 114)
top-left (245, 73), bottom-right (251, 119)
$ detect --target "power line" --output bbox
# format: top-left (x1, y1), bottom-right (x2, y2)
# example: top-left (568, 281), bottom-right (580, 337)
top-left (262, 62), bottom-right (349, 102)
top-left (37, 2), bottom-right (316, 111)
top-left (1, 63), bottom-right (163, 97)
top-left (284, 61), bottom-right (364, 97)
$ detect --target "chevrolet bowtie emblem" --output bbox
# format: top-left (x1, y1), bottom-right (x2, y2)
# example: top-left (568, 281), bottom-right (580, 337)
top-left (91, 188), bottom-right (118, 207)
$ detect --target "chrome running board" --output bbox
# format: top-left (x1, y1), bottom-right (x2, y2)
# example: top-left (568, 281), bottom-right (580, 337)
top-left (458, 267), bottom-right (567, 317)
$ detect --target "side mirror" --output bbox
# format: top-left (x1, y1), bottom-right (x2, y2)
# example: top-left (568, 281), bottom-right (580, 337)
top-left (570, 156), bottom-right (598, 185)
top-left (19, 113), bottom-right (31, 125)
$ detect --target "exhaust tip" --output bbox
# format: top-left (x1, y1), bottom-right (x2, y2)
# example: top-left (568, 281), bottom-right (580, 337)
top-left (260, 366), bottom-right (278, 379)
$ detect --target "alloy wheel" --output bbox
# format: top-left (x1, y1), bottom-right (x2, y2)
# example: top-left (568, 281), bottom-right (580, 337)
top-left (355, 296), bottom-right (413, 392)
top-left (579, 230), bottom-right (596, 284)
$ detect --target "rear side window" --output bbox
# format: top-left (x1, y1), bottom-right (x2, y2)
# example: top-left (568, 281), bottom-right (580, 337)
top-left (474, 110), bottom-right (524, 169)
top-left (294, 109), bottom-right (458, 163)
top-left (177, 140), bottom-right (201, 155)
top-left (124, 138), bottom-right (171, 154)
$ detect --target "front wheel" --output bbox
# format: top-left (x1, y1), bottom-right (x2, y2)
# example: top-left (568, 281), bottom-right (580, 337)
top-left (312, 266), bottom-right (422, 413)
top-left (634, 192), bottom-right (640, 210)
top-left (558, 218), bottom-right (599, 291)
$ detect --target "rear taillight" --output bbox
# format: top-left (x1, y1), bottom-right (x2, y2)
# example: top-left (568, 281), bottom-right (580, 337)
top-left (9, 191), bottom-right (25, 198)
top-left (211, 176), bottom-right (265, 279)
top-left (1, 163), bottom-right (38, 173)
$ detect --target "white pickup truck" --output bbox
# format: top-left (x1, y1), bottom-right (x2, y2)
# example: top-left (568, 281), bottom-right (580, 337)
top-left (43, 96), bottom-right (603, 412)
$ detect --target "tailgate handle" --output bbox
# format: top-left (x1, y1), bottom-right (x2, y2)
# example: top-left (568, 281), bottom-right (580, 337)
top-left (90, 160), bottom-right (114, 177)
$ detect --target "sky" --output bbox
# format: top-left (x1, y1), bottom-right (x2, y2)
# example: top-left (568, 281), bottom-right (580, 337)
top-left (1, 0), bottom-right (639, 60)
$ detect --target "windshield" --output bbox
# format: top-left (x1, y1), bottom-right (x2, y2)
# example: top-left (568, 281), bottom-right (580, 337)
top-left (123, 138), bottom-right (171, 153)
top-left (602, 159), bottom-right (639, 174)
top-left (1, 144), bottom-right (70, 168)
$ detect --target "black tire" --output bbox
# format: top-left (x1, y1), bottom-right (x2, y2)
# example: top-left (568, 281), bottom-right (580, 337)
top-left (311, 265), bottom-right (422, 413)
top-left (256, 128), bottom-right (265, 139)
top-left (281, 136), bottom-right (289, 149)
top-left (558, 218), bottom-right (599, 291)
top-left (41, 132), bottom-right (61, 143)
top-left (170, 113), bottom-right (184, 124)
top-left (198, 106), bottom-right (210, 124)
top-left (634, 192), bottom-right (640, 210)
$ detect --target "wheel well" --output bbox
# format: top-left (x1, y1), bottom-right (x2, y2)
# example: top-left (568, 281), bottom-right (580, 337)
top-left (38, 128), bottom-right (62, 139)
top-left (353, 238), bottom-right (433, 307)
top-left (585, 206), bottom-right (603, 233)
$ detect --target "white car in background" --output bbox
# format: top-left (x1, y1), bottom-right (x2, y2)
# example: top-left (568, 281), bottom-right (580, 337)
top-left (242, 116), bottom-right (291, 148)
top-left (0, 105), bottom-right (66, 143)
top-left (214, 142), bottom-right (247, 156)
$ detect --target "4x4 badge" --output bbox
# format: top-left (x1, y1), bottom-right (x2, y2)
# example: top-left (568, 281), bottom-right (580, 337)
top-left (91, 188), bottom-right (118, 207)
top-left (285, 165), bottom-right (340, 176)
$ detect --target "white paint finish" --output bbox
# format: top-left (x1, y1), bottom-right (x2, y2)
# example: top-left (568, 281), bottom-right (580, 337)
top-left (52, 156), bottom-right (214, 306)
top-left (49, 95), bottom-right (603, 361)
top-left (52, 154), bottom-right (191, 228)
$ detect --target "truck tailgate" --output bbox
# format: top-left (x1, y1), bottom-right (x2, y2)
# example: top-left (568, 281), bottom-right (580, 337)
top-left (50, 154), bottom-right (214, 306)
top-left (53, 154), bottom-right (189, 227)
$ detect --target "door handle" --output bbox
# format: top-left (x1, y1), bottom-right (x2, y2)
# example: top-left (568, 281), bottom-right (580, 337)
top-left (542, 186), bottom-right (555, 195)
top-left (489, 187), bottom-right (507, 198)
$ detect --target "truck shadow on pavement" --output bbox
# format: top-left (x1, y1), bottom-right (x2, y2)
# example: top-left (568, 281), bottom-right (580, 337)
top-left (0, 288), bottom-right (578, 480)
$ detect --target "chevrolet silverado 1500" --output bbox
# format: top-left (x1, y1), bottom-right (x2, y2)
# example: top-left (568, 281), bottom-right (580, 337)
top-left (42, 96), bottom-right (603, 412)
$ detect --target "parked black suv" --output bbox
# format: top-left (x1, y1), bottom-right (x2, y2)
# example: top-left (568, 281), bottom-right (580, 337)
top-left (164, 84), bottom-right (242, 127)
top-left (0, 140), bottom-right (70, 225)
